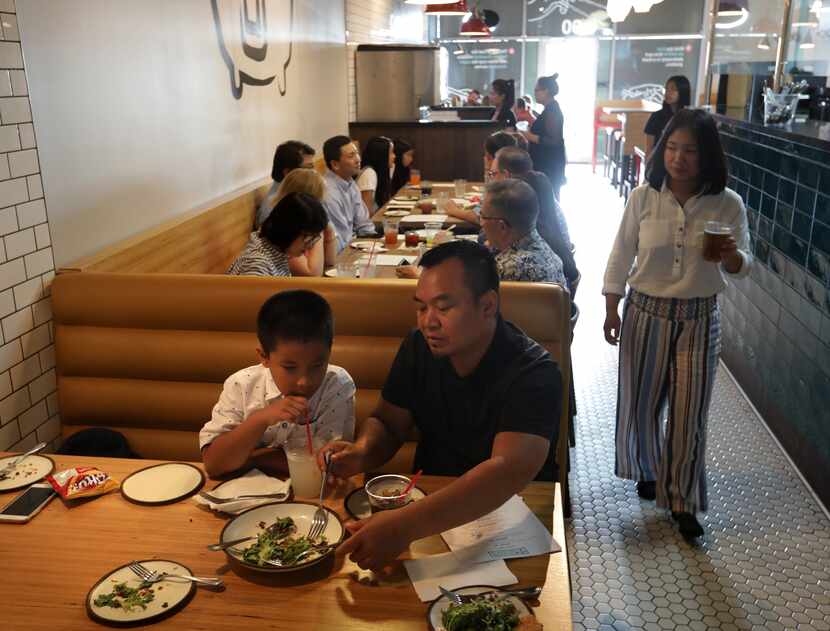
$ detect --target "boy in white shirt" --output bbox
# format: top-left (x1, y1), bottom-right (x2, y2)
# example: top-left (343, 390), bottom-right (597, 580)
top-left (201, 290), bottom-right (355, 478)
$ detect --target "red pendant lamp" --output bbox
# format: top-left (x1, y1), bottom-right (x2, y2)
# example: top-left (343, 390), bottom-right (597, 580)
top-left (459, 9), bottom-right (490, 36)
top-left (424, 1), bottom-right (469, 15)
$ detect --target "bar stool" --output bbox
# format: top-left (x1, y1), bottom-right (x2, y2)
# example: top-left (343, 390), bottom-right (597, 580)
top-left (593, 107), bottom-right (622, 174)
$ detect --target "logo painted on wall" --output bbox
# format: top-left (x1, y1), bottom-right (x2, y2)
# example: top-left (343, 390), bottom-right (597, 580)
top-left (210, 0), bottom-right (294, 99)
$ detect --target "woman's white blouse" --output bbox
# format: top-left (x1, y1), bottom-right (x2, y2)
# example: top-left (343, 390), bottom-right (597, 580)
top-left (603, 183), bottom-right (752, 299)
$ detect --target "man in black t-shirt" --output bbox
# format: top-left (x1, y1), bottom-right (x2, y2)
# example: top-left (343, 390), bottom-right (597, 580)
top-left (324, 241), bottom-right (562, 572)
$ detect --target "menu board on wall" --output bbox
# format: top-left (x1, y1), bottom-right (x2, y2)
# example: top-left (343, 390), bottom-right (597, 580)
top-left (612, 39), bottom-right (700, 101)
top-left (444, 41), bottom-right (523, 94)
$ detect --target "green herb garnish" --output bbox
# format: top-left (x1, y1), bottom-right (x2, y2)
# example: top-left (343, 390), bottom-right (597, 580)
top-left (94, 582), bottom-right (155, 612)
top-left (241, 517), bottom-right (328, 567)
top-left (441, 596), bottom-right (520, 631)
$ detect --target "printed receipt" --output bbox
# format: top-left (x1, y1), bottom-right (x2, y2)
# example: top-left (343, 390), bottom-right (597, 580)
top-left (441, 495), bottom-right (561, 563)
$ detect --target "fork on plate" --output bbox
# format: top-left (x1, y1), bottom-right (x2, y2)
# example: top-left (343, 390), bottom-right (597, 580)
top-left (307, 452), bottom-right (332, 542)
top-left (128, 561), bottom-right (224, 588)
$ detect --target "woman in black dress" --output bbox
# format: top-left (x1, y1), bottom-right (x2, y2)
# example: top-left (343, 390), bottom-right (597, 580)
top-left (644, 75), bottom-right (691, 155)
top-left (522, 74), bottom-right (566, 201)
top-left (490, 78), bottom-right (517, 129)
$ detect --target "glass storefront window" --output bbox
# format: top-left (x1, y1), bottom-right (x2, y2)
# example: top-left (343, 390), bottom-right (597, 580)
top-left (442, 40), bottom-right (524, 97)
top-left (785, 0), bottom-right (830, 80)
top-left (613, 38), bottom-right (701, 101)
top-left (708, 0), bottom-right (788, 121)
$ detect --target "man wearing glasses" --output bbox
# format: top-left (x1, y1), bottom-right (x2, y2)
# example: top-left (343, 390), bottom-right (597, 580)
top-left (479, 179), bottom-right (565, 285)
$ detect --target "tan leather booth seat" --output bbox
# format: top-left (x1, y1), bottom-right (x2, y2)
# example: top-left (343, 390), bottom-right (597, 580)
top-left (52, 273), bottom-right (571, 482)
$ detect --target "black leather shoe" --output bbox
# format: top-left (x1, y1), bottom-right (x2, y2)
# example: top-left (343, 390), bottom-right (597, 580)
top-left (636, 481), bottom-right (656, 500)
top-left (672, 512), bottom-right (704, 538)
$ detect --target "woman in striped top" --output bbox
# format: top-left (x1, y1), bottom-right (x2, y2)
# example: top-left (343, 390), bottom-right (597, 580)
top-left (228, 192), bottom-right (328, 277)
top-left (603, 110), bottom-right (752, 539)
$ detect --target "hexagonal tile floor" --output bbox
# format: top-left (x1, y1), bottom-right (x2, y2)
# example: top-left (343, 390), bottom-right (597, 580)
top-left (561, 166), bottom-right (830, 631)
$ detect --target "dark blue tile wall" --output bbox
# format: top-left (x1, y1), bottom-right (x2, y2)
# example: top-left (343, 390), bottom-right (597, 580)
top-left (718, 121), bottom-right (830, 507)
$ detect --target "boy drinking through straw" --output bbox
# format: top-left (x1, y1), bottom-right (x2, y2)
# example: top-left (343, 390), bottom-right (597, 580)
top-left (200, 290), bottom-right (355, 478)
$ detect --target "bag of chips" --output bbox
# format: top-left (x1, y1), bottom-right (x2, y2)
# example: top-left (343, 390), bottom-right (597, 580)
top-left (47, 466), bottom-right (119, 500)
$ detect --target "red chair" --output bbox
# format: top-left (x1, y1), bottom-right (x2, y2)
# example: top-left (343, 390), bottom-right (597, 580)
top-left (593, 106), bottom-right (622, 173)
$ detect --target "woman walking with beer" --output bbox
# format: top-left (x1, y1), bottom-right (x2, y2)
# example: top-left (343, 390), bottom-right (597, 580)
top-left (602, 109), bottom-right (751, 539)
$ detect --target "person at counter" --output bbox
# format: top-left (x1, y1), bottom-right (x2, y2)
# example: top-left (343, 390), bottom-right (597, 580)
top-left (257, 140), bottom-right (315, 229)
top-left (490, 79), bottom-right (517, 129)
top-left (521, 74), bottom-right (567, 201)
top-left (603, 109), bottom-right (751, 540)
top-left (390, 138), bottom-right (415, 194)
top-left (357, 136), bottom-right (395, 215)
top-left (321, 135), bottom-right (377, 251)
top-left (324, 241), bottom-right (562, 571)
top-left (466, 89), bottom-right (481, 105)
top-left (644, 75), bottom-right (691, 155)
top-left (515, 97), bottom-right (537, 126)
top-left (228, 192), bottom-right (329, 277)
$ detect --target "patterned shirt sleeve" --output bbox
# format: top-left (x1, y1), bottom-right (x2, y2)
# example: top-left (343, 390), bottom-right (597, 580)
top-left (199, 376), bottom-right (245, 450)
top-left (315, 367), bottom-right (357, 442)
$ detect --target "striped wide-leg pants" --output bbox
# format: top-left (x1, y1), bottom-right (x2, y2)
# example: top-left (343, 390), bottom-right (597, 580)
top-left (614, 289), bottom-right (721, 514)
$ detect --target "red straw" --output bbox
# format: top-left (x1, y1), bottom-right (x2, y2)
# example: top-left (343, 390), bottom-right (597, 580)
top-left (304, 411), bottom-right (313, 455)
top-left (402, 469), bottom-right (423, 496)
top-left (362, 241), bottom-right (377, 278)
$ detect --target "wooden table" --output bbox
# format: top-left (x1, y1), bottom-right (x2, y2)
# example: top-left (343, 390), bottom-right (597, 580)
top-left (369, 182), bottom-right (482, 231)
top-left (1, 454), bottom-right (571, 630)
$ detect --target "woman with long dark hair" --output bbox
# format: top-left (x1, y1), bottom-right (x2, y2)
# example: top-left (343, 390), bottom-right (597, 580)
top-left (490, 78), bottom-right (516, 129)
top-left (390, 138), bottom-right (414, 194)
top-left (603, 109), bottom-right (751, 539)
top-left (521, 74), bottom-right (567, 200)
top-left (644, 75), bottom-right (692, 155)
top-left (356, 136), bottom-right (395, 214)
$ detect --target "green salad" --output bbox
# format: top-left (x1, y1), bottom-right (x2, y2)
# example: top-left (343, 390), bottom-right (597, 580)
top-left (93, 581), bottom-right (155, 612)
top-left (241, 517), bottom-right (328, 567)
top-left (441, 596), bottom-right (520, 631)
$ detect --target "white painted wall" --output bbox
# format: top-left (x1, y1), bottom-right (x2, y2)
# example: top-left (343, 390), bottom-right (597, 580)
top-left (17, 0), bottom-right (348, 267)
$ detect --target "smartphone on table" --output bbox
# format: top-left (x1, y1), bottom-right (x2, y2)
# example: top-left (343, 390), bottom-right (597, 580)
top-left (0, 483), bottom-right (56, 523)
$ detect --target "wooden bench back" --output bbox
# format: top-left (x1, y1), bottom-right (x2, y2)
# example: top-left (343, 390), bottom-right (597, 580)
top-left (59, 180), bottom-right (271, 275)
top-left (52, 273), bottom-right (571, 480)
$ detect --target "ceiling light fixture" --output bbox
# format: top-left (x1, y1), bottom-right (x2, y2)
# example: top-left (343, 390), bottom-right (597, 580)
top-left (424, 1), bottom-right (469, 15)
top-left (459, 9), bottom-right (490, 36)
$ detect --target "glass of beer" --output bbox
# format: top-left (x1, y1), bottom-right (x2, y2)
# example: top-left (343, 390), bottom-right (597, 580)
top-left (703, 221), bottom-right (732, 262)
top-left (409, 169), bottom-right (421, 186)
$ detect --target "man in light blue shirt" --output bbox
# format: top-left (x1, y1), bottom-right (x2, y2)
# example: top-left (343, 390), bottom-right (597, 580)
top-left (322, 136), bottom-right (377, 251)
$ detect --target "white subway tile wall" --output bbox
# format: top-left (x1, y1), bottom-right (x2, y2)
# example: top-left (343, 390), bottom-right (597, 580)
top-left (0, 5), bottom-right (58, 452)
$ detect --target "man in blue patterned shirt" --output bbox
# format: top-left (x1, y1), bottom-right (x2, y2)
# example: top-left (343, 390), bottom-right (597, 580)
top-left (480, 179), bottom-right (566, 286)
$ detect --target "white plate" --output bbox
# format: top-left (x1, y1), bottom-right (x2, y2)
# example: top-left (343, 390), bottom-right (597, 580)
top-left (384, 209), bottom-right (410, 217)
top-left (401, 214), bottom-right (449, 224)
top-left (427, 585), bottom-right (535, 631)
top-left (86, 559), bottom-right (195, 625)
top-left (121, 463), bottom-right (204, 505)
top-left (344, 486), bottom-right (427, 520)
top-left (0, 454), bottom-right (54, 492)
top-left (324, 268), bottom-right (339, 278)
top-left (220, 501), bottom-right (345, 573)
top-left (350, 240), bottom-right (387, 253)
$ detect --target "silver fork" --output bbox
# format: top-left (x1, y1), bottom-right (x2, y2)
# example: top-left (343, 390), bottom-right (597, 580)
top-left (307, 452), bottom-right (331, 542)
top-left (128, 561), bottom-right (224, 588)
top-left (439, 585), bottom-right (463, 605)
top-left (0, 441), bottom-right (47, 475)
top-left (263, 544), bottom-right (335, 567)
